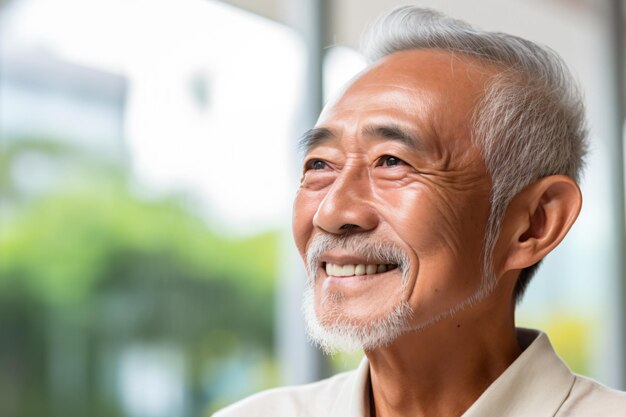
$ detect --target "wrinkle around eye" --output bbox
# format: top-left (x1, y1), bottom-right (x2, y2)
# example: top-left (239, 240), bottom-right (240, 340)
top-left (300, 163), bottom-right (336, 190)
top-left (372, 167), bottom-right (469, 194)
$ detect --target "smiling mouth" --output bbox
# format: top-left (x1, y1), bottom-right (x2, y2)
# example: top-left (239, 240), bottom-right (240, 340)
top-left (323, 262), bottom-right (399, 277)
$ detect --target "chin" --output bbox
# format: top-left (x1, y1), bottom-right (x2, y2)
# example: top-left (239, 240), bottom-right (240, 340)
top-left (301, 283), bottom-right (413, 354)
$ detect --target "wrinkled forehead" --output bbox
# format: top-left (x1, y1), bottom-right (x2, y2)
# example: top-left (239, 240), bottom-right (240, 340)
top-left (319, 49), bottom-right (495, 118)
top-left (310, 49), bottom-right (494, 159)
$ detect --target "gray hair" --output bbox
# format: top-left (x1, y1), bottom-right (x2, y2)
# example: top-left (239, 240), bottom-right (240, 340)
top-left (361, 6), bottom-right (588, 303)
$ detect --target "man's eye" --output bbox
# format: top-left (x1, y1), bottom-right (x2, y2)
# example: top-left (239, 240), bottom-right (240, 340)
top-left (306, 159), bottom-right (328, 170)
top-left (379, 155), bottom-right (405, 167)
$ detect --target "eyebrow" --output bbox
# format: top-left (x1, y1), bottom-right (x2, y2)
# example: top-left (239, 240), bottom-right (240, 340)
top-left (298, 123), bottom-right (423, 154)
top-left (361, 124), bottom-right (421, 150)
top-left (298, 127), bottom-right (335, 154)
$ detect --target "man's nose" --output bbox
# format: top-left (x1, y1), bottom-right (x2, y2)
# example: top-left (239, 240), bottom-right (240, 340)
top-left (312, 167), bottom-right (379, 234)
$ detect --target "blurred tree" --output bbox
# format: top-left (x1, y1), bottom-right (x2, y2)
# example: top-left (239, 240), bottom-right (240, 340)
top-left (0, 137), bottom-right (278, 417)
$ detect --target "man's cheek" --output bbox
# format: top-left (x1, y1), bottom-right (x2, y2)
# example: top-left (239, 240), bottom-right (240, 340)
top-left (377, 193), bottom-right (451, 256)
top-left (292, 191), bottom-right (323, 254)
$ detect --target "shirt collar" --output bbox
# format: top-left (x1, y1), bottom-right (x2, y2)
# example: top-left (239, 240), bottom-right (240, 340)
top-left (330, 355), bottom-right (371, 417)
top-left (462, 328), bottom-right (575, 417)
top-left (334, 328), bottom-right (575, 417)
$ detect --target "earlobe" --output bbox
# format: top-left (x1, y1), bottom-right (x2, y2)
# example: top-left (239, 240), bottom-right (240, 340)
top-left (498, 175), bottom-right (582, 275)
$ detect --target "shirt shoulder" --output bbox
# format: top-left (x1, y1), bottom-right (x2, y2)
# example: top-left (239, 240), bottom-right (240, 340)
top-left (211, 369), bottom-right (357, 417)
top-left (557, 374), bottom-right (626, 416)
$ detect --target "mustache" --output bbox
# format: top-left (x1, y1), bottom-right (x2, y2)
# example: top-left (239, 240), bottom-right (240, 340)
top-left (305, 233), bottom-right (410, 280)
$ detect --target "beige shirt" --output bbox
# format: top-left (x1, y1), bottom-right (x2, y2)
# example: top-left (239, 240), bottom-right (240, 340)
top-left (213, 329), bottom-right (626, 416)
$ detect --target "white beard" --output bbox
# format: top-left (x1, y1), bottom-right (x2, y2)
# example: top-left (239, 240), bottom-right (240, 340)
top-left (301, 278), bottom-right (495, 354)
top-left (300, 233), bottom-right (497, 354)
top-left (301, 281), bottom-right (413, 354)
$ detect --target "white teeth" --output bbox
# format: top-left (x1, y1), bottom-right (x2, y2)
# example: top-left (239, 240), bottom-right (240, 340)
top-left (342, 264), bottom-right (355, 276)
top-left (325, 263), bottom-right (395, 277)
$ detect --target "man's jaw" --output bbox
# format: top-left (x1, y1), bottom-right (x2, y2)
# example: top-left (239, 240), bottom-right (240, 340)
top-left (301, 233), bottom-right (415, 353)
top-left (301, 281), bottom-right (413, 354)
top-left (301, 234), bottom-right (501, 354)
top-left (302, 233), bottom-right (499, 353)
top-left (302, 264), bottom-right (498, 354)
top-left (302, 277), bottom-right (497, 355)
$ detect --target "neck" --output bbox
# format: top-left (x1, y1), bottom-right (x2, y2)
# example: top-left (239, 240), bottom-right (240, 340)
top-left (365, 290), bottom-right (520, 417)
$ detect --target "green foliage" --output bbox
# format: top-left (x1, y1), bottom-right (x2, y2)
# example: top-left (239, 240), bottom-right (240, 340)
top-left (0, 187), bottom-right (277, 306)
top-left (0, 136), bottom-right (280, 416)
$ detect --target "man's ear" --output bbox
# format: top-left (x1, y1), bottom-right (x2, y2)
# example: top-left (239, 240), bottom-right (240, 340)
top-left (496, 175), bottom-right (582, 275)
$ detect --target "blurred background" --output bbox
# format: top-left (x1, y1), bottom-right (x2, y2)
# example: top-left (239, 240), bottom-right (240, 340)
top-left (0, 0), bottom-right (624, 416)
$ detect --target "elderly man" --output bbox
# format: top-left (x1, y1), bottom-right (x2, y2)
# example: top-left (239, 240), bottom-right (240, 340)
top-left (215, 6), bottom-right (626, 417)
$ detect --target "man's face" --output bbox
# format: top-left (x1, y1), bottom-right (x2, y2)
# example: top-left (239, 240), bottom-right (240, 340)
top-left (293, 49), bottom-right (494, 351)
